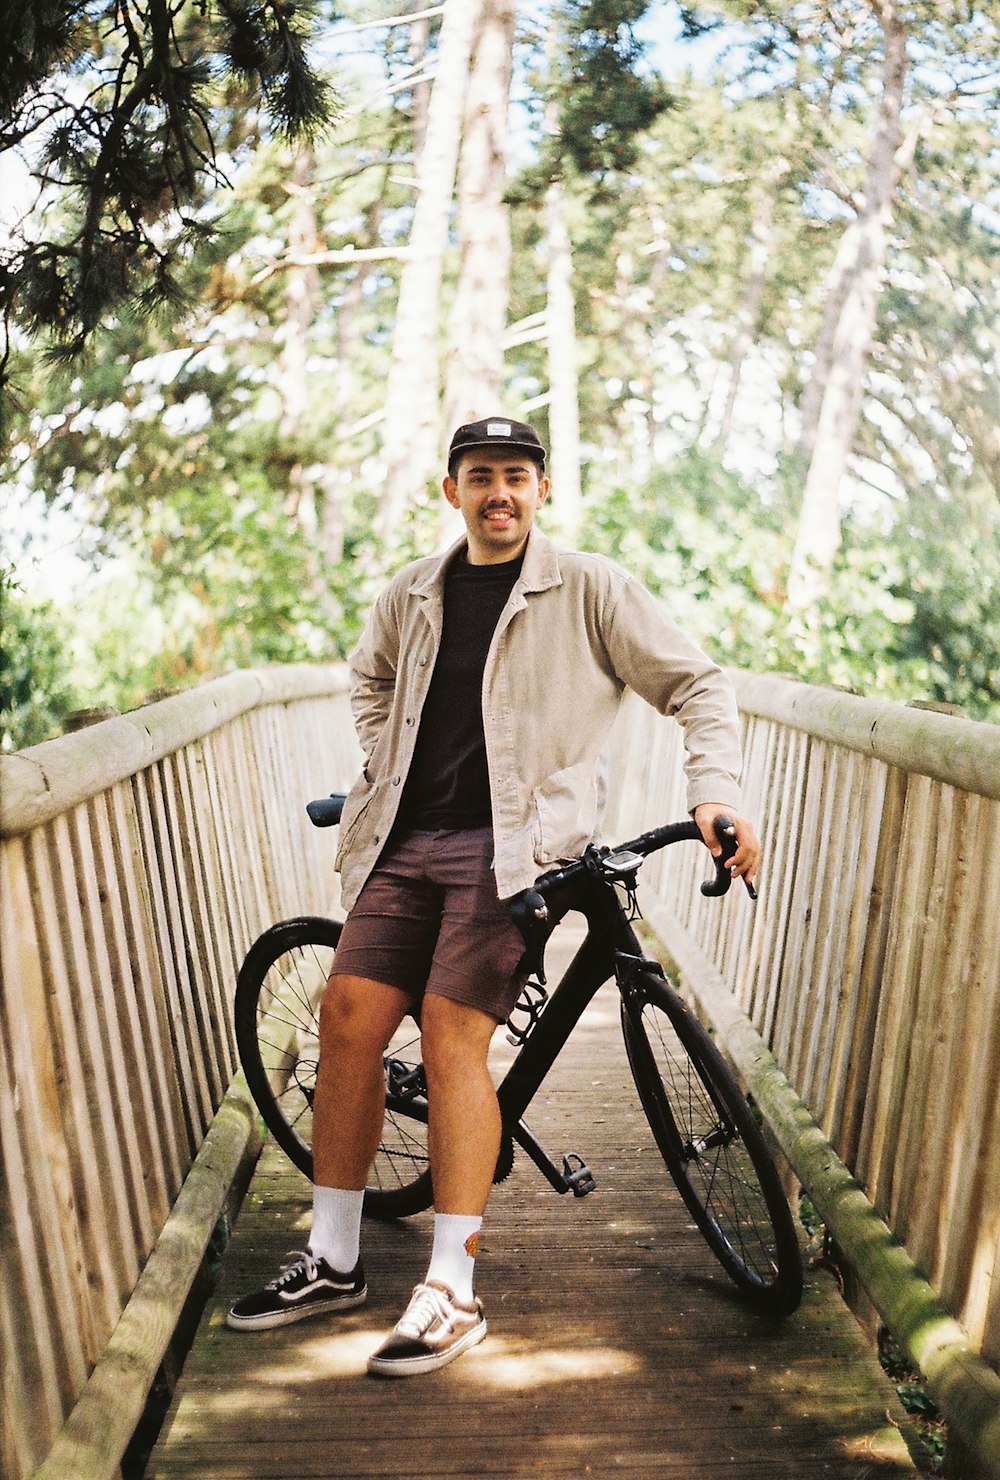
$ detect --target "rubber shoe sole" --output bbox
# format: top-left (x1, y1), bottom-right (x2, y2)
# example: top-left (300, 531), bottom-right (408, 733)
top-left (226, 1285), bottom-right (367, 1331)
top-left (367, 1313), bottom-right (486, 1377)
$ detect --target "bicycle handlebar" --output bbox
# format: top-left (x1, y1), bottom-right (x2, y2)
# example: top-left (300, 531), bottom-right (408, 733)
top-left (525, 814), bottom-right (742, 900)
top-left (304, 795), bottom-right (753, 984)
top-left (306, 797), bottom-right (749, 892)
top-left (509, 815), bottom-right (752, 984)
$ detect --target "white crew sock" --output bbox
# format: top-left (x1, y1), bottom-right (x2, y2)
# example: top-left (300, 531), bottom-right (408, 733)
top-left (425, 1213), bottom-right (482, 1304)
top-left (309, 1186), bottom-right (364, 1272)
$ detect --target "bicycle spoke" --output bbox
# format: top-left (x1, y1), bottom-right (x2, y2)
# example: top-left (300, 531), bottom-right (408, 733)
top-left (652, 1012), bottom-right (777, 1263)
top-left (622, 974), bottom-right (801, 1314)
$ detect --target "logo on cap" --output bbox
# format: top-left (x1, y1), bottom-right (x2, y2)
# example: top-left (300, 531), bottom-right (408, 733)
top-left (486, 421), bottom-right (512, 436)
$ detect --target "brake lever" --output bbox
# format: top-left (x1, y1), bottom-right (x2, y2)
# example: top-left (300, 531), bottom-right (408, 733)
top-left (700, 816), bottom-right (758, 900)
top-left (509, 888), bottom-right (552, 985)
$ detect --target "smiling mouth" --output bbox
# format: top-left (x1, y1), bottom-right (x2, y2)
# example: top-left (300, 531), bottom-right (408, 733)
top-left (484, 505), bottom-right (515, 522)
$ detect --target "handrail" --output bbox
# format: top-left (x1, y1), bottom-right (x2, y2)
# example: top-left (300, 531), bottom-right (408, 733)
top-left (0, 665), bottom-right (348, 837)
top-left (733, 671), bottom-right (1000, 801)
top-left (1, 664), bottom-right (359, 1480)
top-left (608, 668), bottom-right (1000, 1480)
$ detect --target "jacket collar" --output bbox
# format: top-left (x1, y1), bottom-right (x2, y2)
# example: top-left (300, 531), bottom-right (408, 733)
top-left (410, 526), bottom-right (563, 602)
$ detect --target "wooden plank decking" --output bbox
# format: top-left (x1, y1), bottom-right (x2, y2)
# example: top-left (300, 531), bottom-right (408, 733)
top-left (149, 933), bottom-right (924, 1479)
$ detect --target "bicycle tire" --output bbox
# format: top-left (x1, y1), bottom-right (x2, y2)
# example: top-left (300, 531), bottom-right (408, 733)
top-left (233, 916), bottom-right (434, 1219)
top-left (620, 968), bottom-right (802, 1316)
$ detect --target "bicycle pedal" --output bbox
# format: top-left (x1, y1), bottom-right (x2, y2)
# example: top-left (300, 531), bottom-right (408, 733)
top-left (562, 1153), bottom-right (596, 1197)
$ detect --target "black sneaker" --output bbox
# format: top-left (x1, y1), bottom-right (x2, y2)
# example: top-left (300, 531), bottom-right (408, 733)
top-left (227, 1251), bottom-right (367, 1331)
top-left (367, 1281), bottom-right (486, 1377)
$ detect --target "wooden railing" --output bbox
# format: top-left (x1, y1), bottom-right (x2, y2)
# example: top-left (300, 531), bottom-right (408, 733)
top-left (608, 670), bottom-right (1000, 1474)
top-left (3, 662), bottom-right (1000, 1478)
top-left (0, 666), bottom-right (359, 1480)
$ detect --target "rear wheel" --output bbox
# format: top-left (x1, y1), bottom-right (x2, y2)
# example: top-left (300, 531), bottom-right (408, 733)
top-left (234, 916), bottom-right (433, 1218)
top-left (621, 968), bottom-right (802, 1315)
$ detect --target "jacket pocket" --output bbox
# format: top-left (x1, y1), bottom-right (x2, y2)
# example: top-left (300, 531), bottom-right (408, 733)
top-left (335, 776), bottom-right (377, 861)
top-left (532, 761), bottom-right (600, 864)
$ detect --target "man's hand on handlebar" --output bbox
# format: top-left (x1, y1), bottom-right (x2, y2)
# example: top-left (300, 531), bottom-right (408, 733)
top-left (693, 803), bottom-right (761, 888)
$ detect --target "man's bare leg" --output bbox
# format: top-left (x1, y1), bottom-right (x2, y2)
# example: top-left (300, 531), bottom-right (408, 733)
top-left (312, 971), bottom-right (412, 1188)
top-left (224, 969), bottom-right (406, 1330)
top-left (365, 995), bottom-right (498, 1373)
top-left (419, 994), bottom-right (501, 1214)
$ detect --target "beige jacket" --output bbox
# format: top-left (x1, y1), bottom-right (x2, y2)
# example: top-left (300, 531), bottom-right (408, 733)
top-left (335, 528), bottom-right (743, 909)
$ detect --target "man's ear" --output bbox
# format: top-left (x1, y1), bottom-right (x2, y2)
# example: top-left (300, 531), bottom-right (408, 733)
top-left (442, 474), bottom-right (460, 508)
top-left (537, 474), bottom-right (551, 505)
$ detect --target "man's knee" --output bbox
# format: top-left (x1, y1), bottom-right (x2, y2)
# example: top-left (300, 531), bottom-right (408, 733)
top-left (319, 974), bottom-right (409, 1057)
top-left (421, 995), bottom-right (497, 1081)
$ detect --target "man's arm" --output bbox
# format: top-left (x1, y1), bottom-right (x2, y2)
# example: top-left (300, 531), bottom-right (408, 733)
top-left (598, 570), bottom-right (760, 883)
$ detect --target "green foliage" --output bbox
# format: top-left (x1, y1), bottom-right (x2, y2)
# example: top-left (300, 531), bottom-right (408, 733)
top-left (580, 447), bottom-right (787, 658)
top-left (3, 0), bottom-right (998, 744)
top-left (557, 1), bottom-right (673, 177)
top-left (0, 0), bottom-right (339, 384)
top-left (878, 1330), bottom-right (946, 1471)
top-left (510, 0), bottom-right (673, 201)
top-left (0, 565), bottom-right (80, 750)
top-left (580, 448), bottom-right (1000, 722)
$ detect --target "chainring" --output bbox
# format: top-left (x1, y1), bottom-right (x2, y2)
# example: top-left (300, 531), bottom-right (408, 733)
top-left (492, 1132), bottom-right (515, 1184)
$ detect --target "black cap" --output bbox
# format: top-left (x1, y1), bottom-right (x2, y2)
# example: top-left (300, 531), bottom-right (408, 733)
top-left (447, 416), bottom-right (546, 474)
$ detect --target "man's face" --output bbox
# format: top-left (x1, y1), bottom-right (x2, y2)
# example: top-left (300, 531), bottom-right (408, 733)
top-left (443, 447), bottom-right (550, 565)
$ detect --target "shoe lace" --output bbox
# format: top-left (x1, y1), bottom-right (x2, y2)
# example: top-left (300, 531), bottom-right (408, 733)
top-left (267, 1250), bottom-right (318, 1290)
top-left (396, 1282), bottom-right (453, 1338)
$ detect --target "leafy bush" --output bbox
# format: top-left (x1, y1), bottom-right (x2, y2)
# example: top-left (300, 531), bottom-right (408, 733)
top-left (581, 449), bottom-right (1000, 722)
top-left (0, 566), bottom-right (80, 750)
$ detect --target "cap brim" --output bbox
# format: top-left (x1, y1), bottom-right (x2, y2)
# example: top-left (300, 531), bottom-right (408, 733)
top-left (451, 440), bottom-right (545, 461)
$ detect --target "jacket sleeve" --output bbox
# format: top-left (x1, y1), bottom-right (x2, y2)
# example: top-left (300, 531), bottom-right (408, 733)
top-left (347, 587), bottom-right (401, 764)
top-left (601, 573), bottom-right (743, 812)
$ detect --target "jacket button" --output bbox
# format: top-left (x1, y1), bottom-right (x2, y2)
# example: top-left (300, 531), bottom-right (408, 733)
top-left (392, 775), bottom-right (401, 785)
top-left (373, 834), bottom-right (380, 845)
top-left (419, 656), bottom-right (428, 667)
top-left (406, 717), bottom-right (415, 726)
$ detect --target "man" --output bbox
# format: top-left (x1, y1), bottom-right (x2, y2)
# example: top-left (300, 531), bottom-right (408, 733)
top-left (228, 416), bottom-right (760, 1376)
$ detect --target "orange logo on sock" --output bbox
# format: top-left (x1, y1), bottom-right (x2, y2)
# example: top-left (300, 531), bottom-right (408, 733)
top-left (464, 1230), bottom-right (480, 1259)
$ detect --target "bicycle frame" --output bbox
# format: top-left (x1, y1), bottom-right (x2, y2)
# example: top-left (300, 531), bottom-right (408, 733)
top-left (379, 818), bottom-right (739, 1199)
top-left (487, 870), bottom-right (650, 1196)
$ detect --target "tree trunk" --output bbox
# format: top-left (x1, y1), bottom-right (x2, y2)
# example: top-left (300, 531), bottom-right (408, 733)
top-left (444, 0), bottom-right (516, 435)
top-left (796, 215), bottom-right (862, 463)
top-left (545, 175), bottom-right (583, 541)
top-left (408, 0), bottom-right (432, 159)
top-left (277, 146), bottom-right (320, 540)
top-left (787, 0), bottom-right (907, 612)
top-left (378, 0), bottom-right (481, 542)
top-left (716, 161), bottom-right (784, 456)
top-left (322, 188), bottom-right (391, 565)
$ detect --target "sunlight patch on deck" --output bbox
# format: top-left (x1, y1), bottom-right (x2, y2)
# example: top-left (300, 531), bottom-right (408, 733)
top-left (461, 1333), bottom-right (641, 1386)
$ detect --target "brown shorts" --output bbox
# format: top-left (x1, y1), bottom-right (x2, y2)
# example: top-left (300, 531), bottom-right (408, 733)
top-left (332, 827), bottom-right (528, 1024)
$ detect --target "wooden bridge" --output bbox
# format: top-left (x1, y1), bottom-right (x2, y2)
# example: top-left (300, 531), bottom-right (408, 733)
top-left (148, 950), bottom-right (918, 1480)
top-left (3, 665), bottom-right (1000, 1478)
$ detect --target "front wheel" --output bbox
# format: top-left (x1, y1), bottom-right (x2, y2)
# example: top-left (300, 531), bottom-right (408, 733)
top-left (233, 916), bottom-right (433, 1219)
top-left (621, 968), bottom-right (802, 1316)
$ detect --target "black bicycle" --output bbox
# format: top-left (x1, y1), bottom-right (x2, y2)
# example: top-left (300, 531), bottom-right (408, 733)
top-left (235, 797), bottom-right (803, 1317)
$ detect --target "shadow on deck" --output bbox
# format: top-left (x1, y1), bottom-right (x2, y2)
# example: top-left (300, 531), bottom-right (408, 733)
top-left (149, 941), bottom-right (924, 1479)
